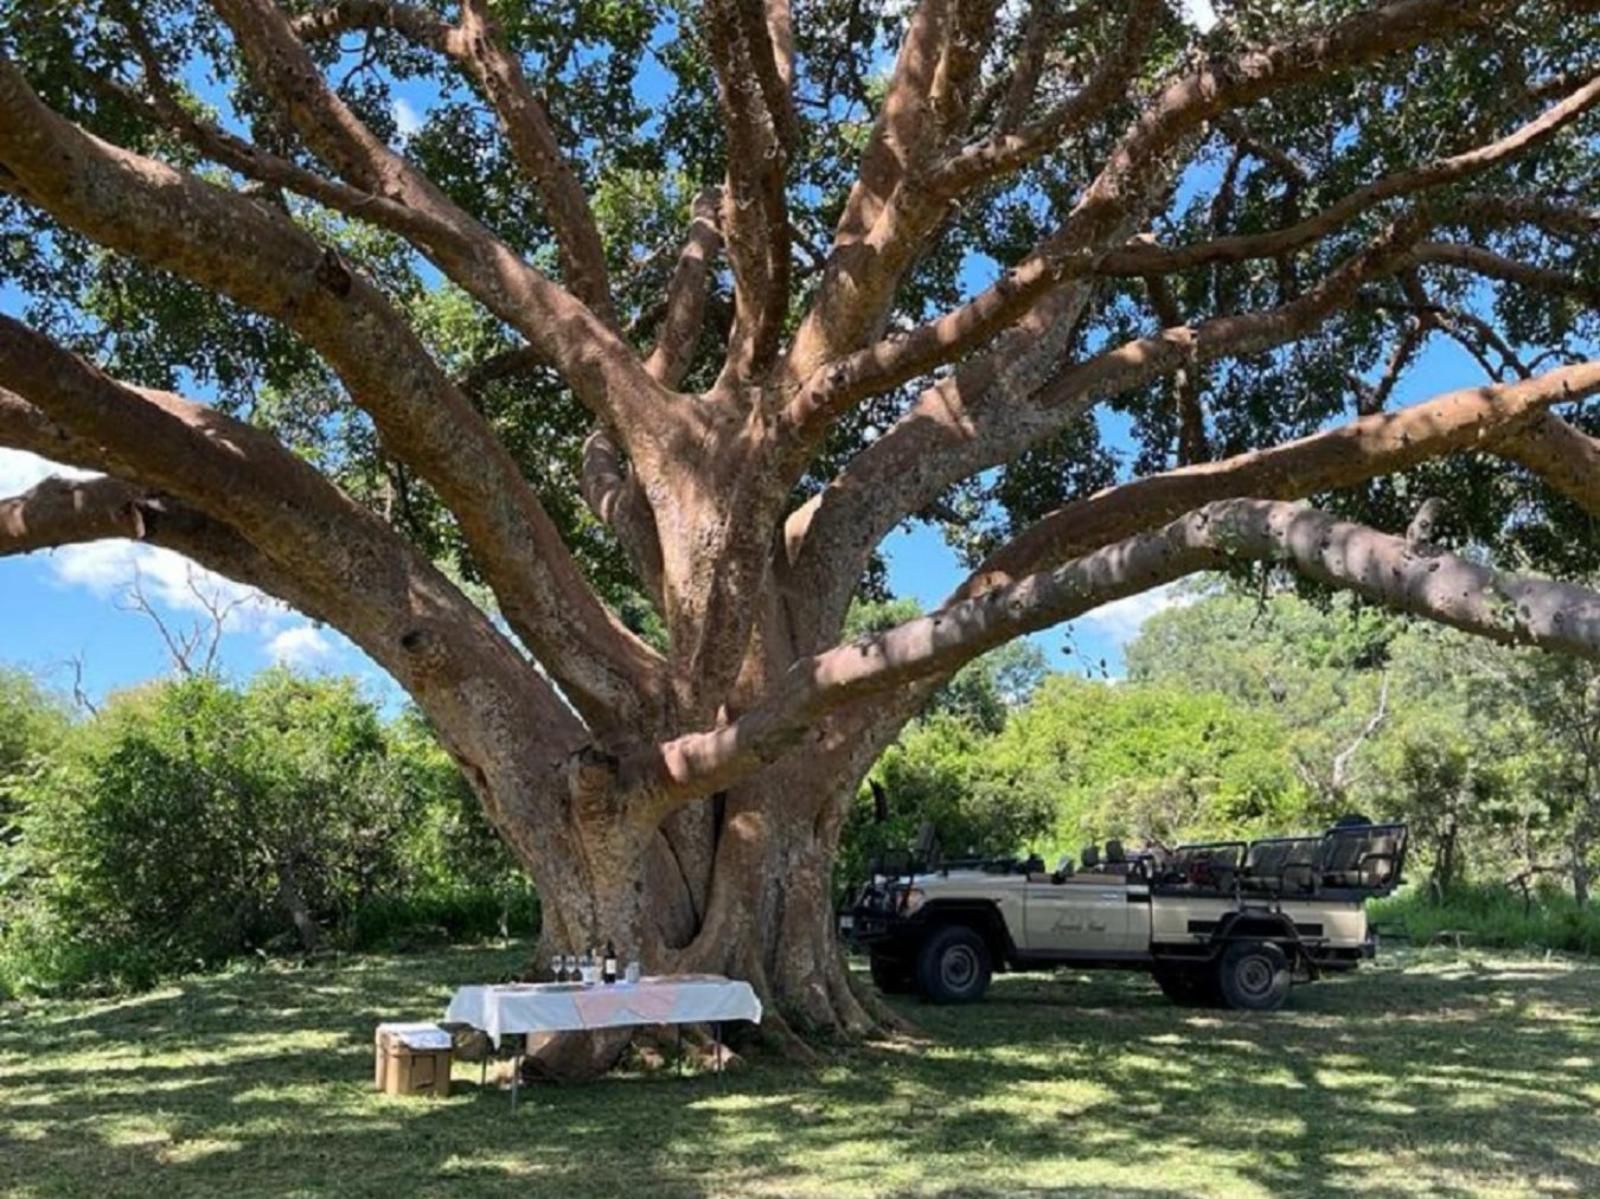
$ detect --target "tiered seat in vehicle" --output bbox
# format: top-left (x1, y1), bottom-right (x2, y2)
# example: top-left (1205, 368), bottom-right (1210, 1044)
top-left (1321, 828), bottom-right (1401, 890)
top-left (1165, 842), bottom-right (1244, 890)
top-left (1242, 838), bottom-right (1320, 894)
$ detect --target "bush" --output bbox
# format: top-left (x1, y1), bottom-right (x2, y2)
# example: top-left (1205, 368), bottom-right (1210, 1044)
top-left (1372, 884), bottom-right (1600, 956)
top-left (0, 671), bottom-right (536, 997)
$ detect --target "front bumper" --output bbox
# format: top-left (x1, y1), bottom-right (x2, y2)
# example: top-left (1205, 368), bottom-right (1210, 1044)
top-left (838, 891), bottom-right (918, 949)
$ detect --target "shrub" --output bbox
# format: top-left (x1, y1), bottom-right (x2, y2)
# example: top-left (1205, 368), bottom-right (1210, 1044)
top-left (1372, 884), bottom-right (1600, 956)
top-left (0, 671), bottom-right (535, 997)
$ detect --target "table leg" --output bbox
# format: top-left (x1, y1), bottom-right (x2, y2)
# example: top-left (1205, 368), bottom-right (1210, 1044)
top-left (714, 1023), bottom-right (723, 1076)
top-left (511, 1050), bottom-right (522, 1111)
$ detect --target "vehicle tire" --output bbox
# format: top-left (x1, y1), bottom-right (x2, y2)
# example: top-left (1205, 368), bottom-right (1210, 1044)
top-left (870, 952), bottom-right (917, 995)
top-left (1152, 962), bottom-right (1216, 1007)
top-left (1216, 940), bottom-right (1292, 1012)
top-left (916, 924), bottom-right (992, 1004)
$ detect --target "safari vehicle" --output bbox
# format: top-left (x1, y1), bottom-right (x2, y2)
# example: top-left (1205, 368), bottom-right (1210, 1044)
top-left (840, 820), bottom-right (1407, 1011)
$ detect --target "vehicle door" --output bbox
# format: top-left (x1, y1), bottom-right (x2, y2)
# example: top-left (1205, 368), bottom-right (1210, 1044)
top-left (1024, 874), bottom-right (1130, 953)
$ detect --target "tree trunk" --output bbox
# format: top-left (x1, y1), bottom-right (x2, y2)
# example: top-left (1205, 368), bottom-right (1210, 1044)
top-left (275, 854), bottom-right (321, 953)
top-left (484, 692), bottom-right (914, 1077)
top-left (1431, 810), bottom-right (1459, 901)
top-left (1573, 836), bottom-right (1591, 908)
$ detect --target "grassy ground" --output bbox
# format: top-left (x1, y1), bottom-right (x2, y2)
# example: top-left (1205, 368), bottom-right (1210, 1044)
top-left (2, 946), bottom-right (1598, 1198)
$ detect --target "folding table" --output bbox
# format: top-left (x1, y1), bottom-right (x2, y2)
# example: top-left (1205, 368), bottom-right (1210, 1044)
top-left (445, 975), bottom-right (763, 1107)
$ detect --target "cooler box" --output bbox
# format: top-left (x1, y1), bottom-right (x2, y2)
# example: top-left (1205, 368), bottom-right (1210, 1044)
top-left (374, 1022), bottom-right (453, 1097)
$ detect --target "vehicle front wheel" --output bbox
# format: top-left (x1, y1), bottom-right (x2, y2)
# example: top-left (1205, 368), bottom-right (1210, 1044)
top-left (1216, 940), bottom-right (1292, 1012)
top-left (916, 924), bottom-right (992, 1004)
top-left (1152, 962), bottom-right (1217, 1007)
top-left (870, 952), bottom-right (918, 995)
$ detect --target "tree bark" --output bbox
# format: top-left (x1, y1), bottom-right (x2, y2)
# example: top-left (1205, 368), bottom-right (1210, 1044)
top-left (1573, 831), bottom-right (1592, 908)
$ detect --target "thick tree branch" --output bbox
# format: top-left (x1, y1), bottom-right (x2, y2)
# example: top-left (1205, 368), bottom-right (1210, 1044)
top-left (0, 474), bottom-right (340, 621)
top-left (928, 0), bottom-right (1164, 196)
top-left (797, 70), bottom-right (1600, 419)
top-left (0, 56), bottom-right (666, 730)
top-left (109, 6), bottom-right (455, 248)
top-left (1454, 194), bottom-right (1600, 243)
top-left (642, 498), bottom-right (1600, 807)
top-left (0, 468), bottom-right (586, 827)
top-left (0, 389), bottom-right (108, 472)
top-left (1497, 413), bottom-right (1600, 517)
top-left (293, 0), bottom-right (619, 322)
top-left (1, 474), bottom-right (147, 555)
top-left (294, 0), bottom-right (623, 324)
top-left (452, 0), bottom-right (617, 324)
top-left (1408, 241), bottom-right (1600, 305)
top-left (209, 0), bottom-right (668, 440)
top-left (1143, 269), bottom-right (1208, 462)
top-left (703, 0), bottom-right (794, 381)
top-left (459, 345), bottom-right (550, 395)
top-left (989, 0), bottom-right (1068, 135)
top-left (785, 217), bottom-right (1425, 641)
top-left (581, 430), bottom-right (664, 599)
top-left (645, 187), bottom-right (724, 388)
top-left (290, 0), bottom-right (451, 46)
top-left (783, 0), bottom-right (1001, 379)
top-left (960, 361), bottom-right (1600, 597)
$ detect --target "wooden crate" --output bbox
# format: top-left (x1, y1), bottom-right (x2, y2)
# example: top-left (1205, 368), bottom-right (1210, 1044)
top-left (374, 1027), bottom-right (453, 1098)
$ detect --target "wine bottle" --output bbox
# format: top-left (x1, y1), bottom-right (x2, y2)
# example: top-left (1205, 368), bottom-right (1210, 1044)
top-left (603, 940), bottom-right (618, 985)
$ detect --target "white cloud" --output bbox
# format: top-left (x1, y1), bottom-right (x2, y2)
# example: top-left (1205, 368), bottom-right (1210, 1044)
top-left (2, 451), bottom-right (280, 637)
top-left (1177, 0), bottom-right (1220, 33)
top-left (48, 540), bottom-right (284, 630)
top-left (4, 455), bottom-right (384, 683)
top-left (267, 623), bottom-right (336, 670)
top-left (1075, 582), bottom-right (1200, 646)
top-left (0, 449), bottom-right (97, 496)
top-left (392, 98), bottom-right (423, 137)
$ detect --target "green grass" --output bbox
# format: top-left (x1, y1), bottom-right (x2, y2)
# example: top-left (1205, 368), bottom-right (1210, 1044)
top-left (3, 945), bottom-right (1599, 1198)
top-left (1372, 884), bottom-right (1600, 956)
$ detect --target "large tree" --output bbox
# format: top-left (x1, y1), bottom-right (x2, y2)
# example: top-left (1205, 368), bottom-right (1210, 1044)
top-left (2, 0), bottom-right (1599, 1066)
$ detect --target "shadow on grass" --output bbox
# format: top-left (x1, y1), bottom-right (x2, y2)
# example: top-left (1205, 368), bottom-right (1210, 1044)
top-left (2, 945), bottom-right (1598, 1198)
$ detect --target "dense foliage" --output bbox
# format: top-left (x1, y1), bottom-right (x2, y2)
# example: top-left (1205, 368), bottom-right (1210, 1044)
top-left (0, 671), bottom-right (532, 997)
top-left (0, 668), bottom-right (68, 851)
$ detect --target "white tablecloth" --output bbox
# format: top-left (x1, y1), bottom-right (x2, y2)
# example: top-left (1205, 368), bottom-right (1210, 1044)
top-left (445, 975), bottom-right (763, 1046)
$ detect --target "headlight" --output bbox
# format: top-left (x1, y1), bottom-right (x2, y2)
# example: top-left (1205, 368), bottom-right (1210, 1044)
top-left (898, 887), bottom-right (926, 915)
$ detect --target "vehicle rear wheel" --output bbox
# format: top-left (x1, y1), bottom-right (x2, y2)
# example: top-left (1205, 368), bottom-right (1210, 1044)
top-left (1152, 962), bottom-right (1217, 1007)
top-left (869, 952), bottom-right (917, 995)
top-left (1217, 940), bottom-right (1292, 1012)
top-left (916, 925), bottom-right (992, 1004)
